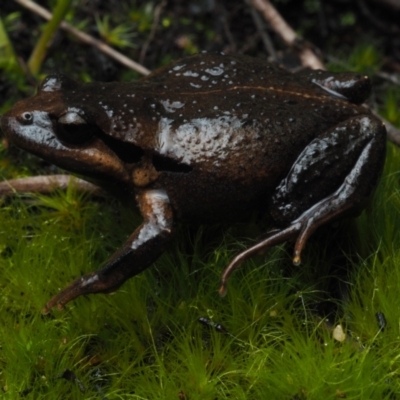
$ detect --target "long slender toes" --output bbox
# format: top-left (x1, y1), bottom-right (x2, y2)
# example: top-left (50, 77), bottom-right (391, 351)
top-left (43, 287), bottom-right (75, 314)
top-left (42, 272), bottom-right (102, 313)
top-left (219, 225), bottom-right (300, 296)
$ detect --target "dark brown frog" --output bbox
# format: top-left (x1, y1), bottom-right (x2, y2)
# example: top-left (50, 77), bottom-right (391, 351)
top-left (0, 53), bottom-right (386, 312)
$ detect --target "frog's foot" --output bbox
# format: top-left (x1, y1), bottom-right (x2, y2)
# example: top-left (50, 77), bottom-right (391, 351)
top-left (219, 181), bottom-right (361, 297)
top-left (219, 115), bottom-right (386, 297)
top-left (219, 200), bottom-right (341, 297)
top-left (42, 271), bottom-right (119, 313)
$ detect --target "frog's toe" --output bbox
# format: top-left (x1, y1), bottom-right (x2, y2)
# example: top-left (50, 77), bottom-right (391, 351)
top-left (42, 272), bottom-right (115, 313)
top-left (219, 203), bottom-right (339, 297)
top-left (219, 224), bottom-right (301, 296)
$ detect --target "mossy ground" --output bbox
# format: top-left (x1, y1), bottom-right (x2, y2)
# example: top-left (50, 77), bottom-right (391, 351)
top-left (0, 142), bottom-right (400, 399)
top-left (0, 1), bottom-right (399, 398)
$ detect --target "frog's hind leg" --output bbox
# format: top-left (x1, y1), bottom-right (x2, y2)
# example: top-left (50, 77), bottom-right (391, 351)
top-left (219, 115), bottom-right (386, 296)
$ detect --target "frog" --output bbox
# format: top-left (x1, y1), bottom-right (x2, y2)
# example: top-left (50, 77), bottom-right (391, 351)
top-left (0, 53), bottom-right (387, 313)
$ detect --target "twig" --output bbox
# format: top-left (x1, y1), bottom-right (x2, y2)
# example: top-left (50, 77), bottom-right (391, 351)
top-left (238, 32), bottom-right (262, 54)
top-left (139, 0), bottom-right (167, 64)
top-left (248, 0), bottom-right (324, 70)
top-left (372, 111), bottom-right (400, 146)
top-left (376, 71), bottom-right (400, 87)
top-left (218, 4), bottom-right (237, 53)
top-left (385, 120), bottom-right (400, 146)
top-left (245, 0), bottom-right (276, 58)
top-left (356, 0), bottom-right (399, 34)
top-left (0, 175), bottom-right (102, 197)
top-left (374, 0), bottom-right (400, 10)
top-left (14, 0), bottom-right (151, 75)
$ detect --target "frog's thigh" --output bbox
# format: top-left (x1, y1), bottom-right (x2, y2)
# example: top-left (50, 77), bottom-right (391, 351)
top-left (272, 115), bottom-right (385, 261)
top-left (271, 115), bottom-right (386, 226)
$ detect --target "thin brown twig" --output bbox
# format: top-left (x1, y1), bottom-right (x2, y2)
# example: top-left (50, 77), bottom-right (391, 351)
top-left (376, 71), bottom-right (400, 87)
top-left (374, 0), bottom-right (400, 10)
top-left (238, 32), bottom-right (263, 54)
top-left (384, 119), bottom-right (400, 146)
top-left (248, 0), bottom-right (324, 70)
top-left (218, 3), bottom-right (237, 53)
top-left (356, 0), bottom-right (399, 34)
top-left (139, 0), bottom-right (167, 64)
top-left (0, 175), bottom-right (102, 197)
top-left (370, 110), bottom-right (400, 146)
top-left (14, 0), bottom-right (151, 75)
top-left (245, 0), bottom-right (276, 58)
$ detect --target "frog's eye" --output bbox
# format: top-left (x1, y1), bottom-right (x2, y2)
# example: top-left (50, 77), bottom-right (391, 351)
top-left (56, 112), bottom-right (98, 145)
top-left (17, 112), bottom-right (34, 125)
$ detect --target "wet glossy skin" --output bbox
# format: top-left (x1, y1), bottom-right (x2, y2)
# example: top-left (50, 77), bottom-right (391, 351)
top-left (0, 53), bottom-right (387, 311)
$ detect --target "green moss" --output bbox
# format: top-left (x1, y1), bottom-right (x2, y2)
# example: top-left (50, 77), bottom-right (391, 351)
top-left (327, 42), bottom-right (383, 75)
top-left (0, 141), bottom-right (399, 398)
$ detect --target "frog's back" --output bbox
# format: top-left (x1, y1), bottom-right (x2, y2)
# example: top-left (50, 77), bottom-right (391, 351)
top-left (63, 53), bottom-right (366, 196)
top-left (142, 52), bottom-right (314, 93)
top-left (138, 54), bottom-right (365, 184)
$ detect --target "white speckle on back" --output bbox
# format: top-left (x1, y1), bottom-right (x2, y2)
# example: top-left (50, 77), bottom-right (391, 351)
top-left (67, 107), bottom-right (83, 114)
top-left (41, 77), bottom-right (62, 92)
top-left (156, 116), bottom-right (244, 164)
top-left (190, 83), bottom-right (202, 88)
top-left (205, 66), bottom-right (224, 76)
top-left (160, 100), bottom-right (185, 113)
top-left (360, 116), bottom-right (372, 132)
top-left (183, 71), bottom-right (199, 77)
top-left (101, 103), bottom-right (114, 118)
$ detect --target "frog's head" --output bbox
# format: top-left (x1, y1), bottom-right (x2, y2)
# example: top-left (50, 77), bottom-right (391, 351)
top-left (1, 74), bottom-right (137, 186)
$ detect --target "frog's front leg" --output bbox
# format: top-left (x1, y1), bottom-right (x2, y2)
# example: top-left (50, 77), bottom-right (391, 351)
top-left (43, 189), bottom-right (173, 313)
top-left (220, 115), bottom-right (386, 295)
